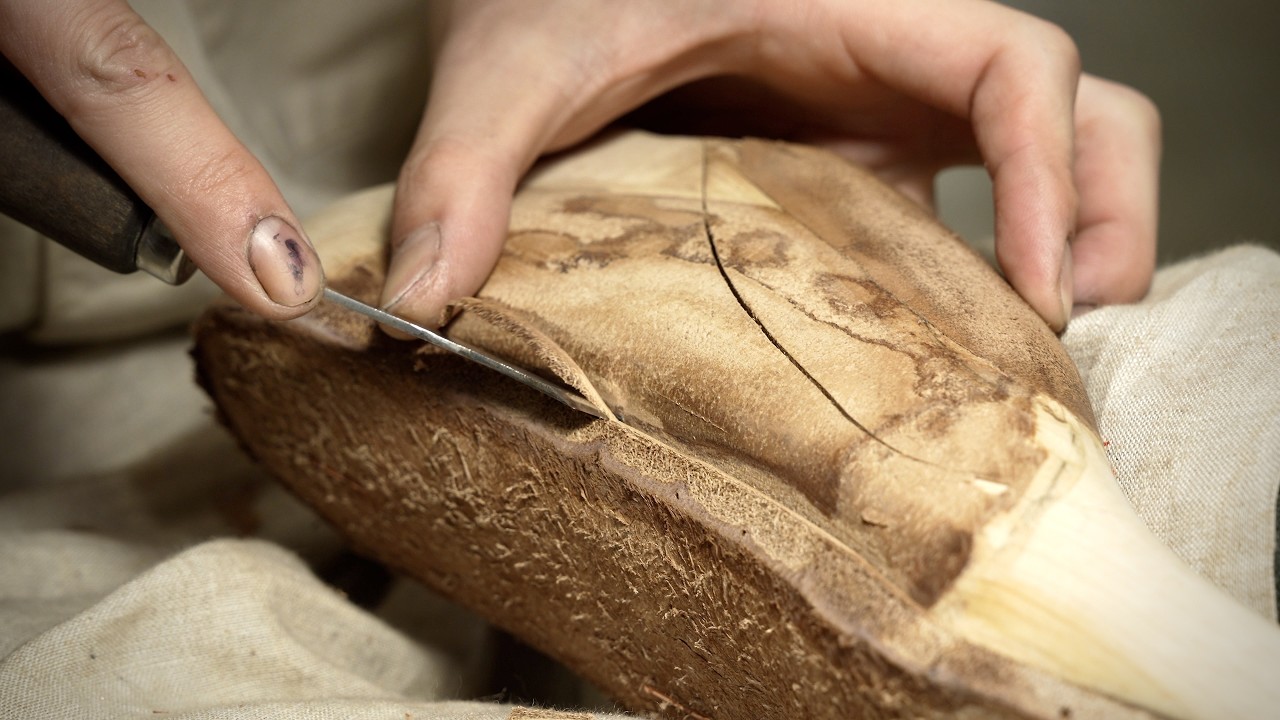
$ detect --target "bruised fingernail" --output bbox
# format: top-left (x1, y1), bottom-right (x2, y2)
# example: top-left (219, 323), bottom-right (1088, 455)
top-left (382, 223), bottom-right (442, 311)
top-left (1057, 241), bottom-right (1075, 331)
top-left (248, 216), bottom-right (323, 307)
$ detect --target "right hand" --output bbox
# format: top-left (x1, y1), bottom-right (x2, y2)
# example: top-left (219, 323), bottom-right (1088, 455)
top-left (0, 0), bottom-right (324, 319)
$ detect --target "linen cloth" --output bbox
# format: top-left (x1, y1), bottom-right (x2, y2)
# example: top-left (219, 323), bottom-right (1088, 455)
top-left (1064, 246), bottom-right (1280, 616)
top-left (0, 1), bottom-right (1276, 718)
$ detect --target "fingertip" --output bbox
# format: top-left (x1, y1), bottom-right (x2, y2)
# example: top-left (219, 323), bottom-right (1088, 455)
top-left (995, 221), bottom-right (1072, 333)
top-left (1070, 221), bottom-right (1156, 308)
top-left (379, 222), bottom-right (444, 320)
top-left (1070, 76), bottom-right (1161, 309)
top-left (1056, 241), bottom-right (1074, 332)
top-left (381, 138), bottom-right (519, 333)
top-left (182, 212), bottom-right (324, 321)
top-left (377, 210), bottom-right (505, 334)
top-left (245, 215), bottom-right (325, 316)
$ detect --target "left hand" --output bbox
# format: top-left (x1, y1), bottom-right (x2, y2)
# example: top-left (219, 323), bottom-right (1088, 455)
top-left (382, 0), bottom-right (1160, 333)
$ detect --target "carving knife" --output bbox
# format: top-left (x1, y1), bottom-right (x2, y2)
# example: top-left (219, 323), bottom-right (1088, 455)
top-left (321, 288), bottom-right (604, 418)
top-left (0, 59), bottom-right (605, 420)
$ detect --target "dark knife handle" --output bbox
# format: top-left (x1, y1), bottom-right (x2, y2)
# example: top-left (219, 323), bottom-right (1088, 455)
top-left (0, 58), bottom-right (192, 283)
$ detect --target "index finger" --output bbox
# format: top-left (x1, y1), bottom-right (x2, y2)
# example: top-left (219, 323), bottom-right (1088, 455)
top-left (0, 0), bottom-right (323, 318)
top-left (782, 0), bottom-right (1083, 329)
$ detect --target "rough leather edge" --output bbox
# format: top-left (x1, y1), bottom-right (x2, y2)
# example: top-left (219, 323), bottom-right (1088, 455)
top-left (192, 296), bottom-right (1158, 720)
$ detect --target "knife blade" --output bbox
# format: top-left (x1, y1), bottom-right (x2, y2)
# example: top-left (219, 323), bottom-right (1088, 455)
top-left (323, 288), bottom-right (605, 419)
top-left (0, 58), bottom-right (604, 420)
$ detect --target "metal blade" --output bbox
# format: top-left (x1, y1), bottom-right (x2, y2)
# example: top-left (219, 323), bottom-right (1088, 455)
top-left (323, 288), bottom-right (605, 419)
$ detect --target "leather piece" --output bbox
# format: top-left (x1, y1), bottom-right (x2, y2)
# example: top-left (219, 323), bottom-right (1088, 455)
top-left (442, 133), bottom-right (1084, 606)
top-left (728, 140), bottom-right (1093, 430)
top-left (194, 133), bottom-right (1139, 719)
top-left (447, 297), bottom-right (617, 422)
top-left (194, 304), bottom-right (1146, 720)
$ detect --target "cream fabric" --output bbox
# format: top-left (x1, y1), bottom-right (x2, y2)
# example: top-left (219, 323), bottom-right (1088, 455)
top-left (0, 0), bottom-right (1277, 717)
top-left (1, 537), bottom-right (611, 720)
top-left (3, 538), bottom-right (445, 715)
top-left (1063, 246), bottom-right (1280, 617)
top-left (0, 329), bottom-right (621, 719)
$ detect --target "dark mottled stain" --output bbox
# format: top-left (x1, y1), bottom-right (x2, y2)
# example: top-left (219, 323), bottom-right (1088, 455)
top-left (1007, 395), bottom-right (1037, 443)
top-left (269, 230), bottom-right (306, 285)
top-left (735, 138), bottom-right (1096, 427)
top-left (562, 195), bottom-right (702, 227)
top-left (905, 525), bottom-right (973, 605)
top-left (811, 273), bottom-right (1019, 413)
top-left (284, 237), bottom-right (306, 283)
top-left (509, 221), bottom-right (701, 274)
top-left (715, 229), bottom-right (792, 270)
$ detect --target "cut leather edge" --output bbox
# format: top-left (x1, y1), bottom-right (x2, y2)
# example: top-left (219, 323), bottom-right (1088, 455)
top-left (192, 298), bottom-right (1163, 719)
top-left (444, 296), bottom-right (618, 422)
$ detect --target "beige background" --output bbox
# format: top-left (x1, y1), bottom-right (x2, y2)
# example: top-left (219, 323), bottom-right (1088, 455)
top-left (940, 1), bottom-right (1280, 262)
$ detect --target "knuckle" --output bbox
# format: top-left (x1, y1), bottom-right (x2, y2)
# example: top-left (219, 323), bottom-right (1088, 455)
top-left (71, 7), bottom-right (175, 98)
top-left (1085, 77), bottom-right (1163, 146)
top-left (1014, 17), bottom-right (1081, 79)
top-left (403, 133), bottom-right (517, 192)
top-left (1117, 84), bottom-right (1162, 139)
top-left (178, 146), bottom-right (255, 199)
top-left (398, 136), bottom-right (468, 197)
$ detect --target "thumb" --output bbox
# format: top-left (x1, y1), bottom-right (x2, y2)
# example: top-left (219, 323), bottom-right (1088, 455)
top-left (0, 0), bottom-right (322, 319)
top-left (381, 76), bottom-right (554, 328)
top-left (381, 3), bottom-right (596, 329)
top-left (382, 136), bottom-right (521, 329)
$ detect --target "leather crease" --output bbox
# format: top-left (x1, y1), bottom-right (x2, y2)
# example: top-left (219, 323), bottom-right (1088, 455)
top-left (697, 140), bottom-right (944, 471)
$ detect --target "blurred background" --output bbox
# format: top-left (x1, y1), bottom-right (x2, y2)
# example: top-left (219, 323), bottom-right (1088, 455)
top-left (939, 1), bottom-right (1279, 264)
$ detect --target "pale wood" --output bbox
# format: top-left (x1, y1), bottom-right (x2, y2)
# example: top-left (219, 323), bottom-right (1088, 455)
top-left (194, 132), bottom-right (1280, 719)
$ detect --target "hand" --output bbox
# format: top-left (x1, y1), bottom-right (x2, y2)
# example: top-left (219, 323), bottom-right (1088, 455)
top-left (386, 0), bottom-right (1160, 332)
top-left (0, 0), bottom-right (324, 319)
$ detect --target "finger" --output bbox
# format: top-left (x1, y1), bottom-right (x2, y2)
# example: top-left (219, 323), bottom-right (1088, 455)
top-left (962, 16), bottom-right (1082, 333)
top-left (1069, 75), bottom-right (1160, 307)
top-left (0, 0), bottom-right (322, 319)
top-left (777, 0), bottom-right (1084, 330)
top-left (385, 134), bottom-right (523, 330)
top-left (385, 0), bottom-right (751, 330)
top-left (382, 11), bottom-right (564, 328)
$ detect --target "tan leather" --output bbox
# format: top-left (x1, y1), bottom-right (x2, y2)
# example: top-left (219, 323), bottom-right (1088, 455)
top-left (452, 133), bottom-right (1090, 606)
top-left (195, 132), bottom-right (1152, 719)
